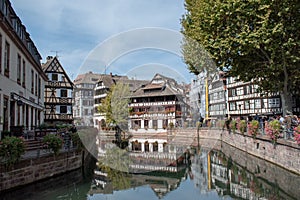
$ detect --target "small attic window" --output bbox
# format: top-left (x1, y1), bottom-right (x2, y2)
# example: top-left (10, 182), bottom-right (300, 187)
top-left (52, 74), bottom-right (58, 81)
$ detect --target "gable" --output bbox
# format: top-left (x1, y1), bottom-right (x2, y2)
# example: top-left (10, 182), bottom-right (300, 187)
top-left (42, 56), bottom-right (74, 87)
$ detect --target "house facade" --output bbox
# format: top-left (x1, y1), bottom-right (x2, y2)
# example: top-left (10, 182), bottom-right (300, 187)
top-left (73, 72), bottom-right (104, 127)
top-left (128, 74), bottom-right (184, 133)
top-left (190, 72), bottom-right (207, 123)
top-left (208, 73), bottom-right (300, 119)
top-left (42, 56), bottom-right (74, 125)
top-left (226, 77), bottom-right (281, 118)
top-left (0, 0), bottom-right (47, 138)
top-left (208, 71), bottom-right (227, 120)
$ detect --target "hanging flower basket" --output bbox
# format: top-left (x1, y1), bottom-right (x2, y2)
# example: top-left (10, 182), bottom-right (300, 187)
top-left (230, 120), bottom-right (237, 134)
top-left (293, 125), bottom-right (300, 145)
top-left (248, 120), bottom-right (259, 139)
top-left (265, 120), bottom-right (281, 147)
top-left (238, 120), bottom-right (247, 135)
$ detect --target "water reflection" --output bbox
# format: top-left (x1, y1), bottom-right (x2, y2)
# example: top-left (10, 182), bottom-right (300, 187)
top-left (91, 136), bottom-right (300, 200)
top-left (1, 137), bottom-right (299, 200)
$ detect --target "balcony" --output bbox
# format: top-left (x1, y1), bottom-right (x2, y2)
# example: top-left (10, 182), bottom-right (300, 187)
top-left (129, 101), bottom-right (176, 107)
top-left (129, 110), bottom-right (181, 118)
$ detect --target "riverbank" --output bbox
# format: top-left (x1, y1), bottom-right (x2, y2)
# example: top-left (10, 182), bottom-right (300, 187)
top-left (194, 128), bottom-right (300, 175)
top-left (0, 149), bottom-right (84, 192)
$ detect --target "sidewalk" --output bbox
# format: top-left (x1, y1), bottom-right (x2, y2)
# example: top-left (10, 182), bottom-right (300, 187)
top-left (21, 147), bottom-right (76, 160)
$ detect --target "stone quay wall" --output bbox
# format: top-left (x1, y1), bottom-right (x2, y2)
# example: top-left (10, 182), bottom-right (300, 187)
top-left (218, 141), bottom-right (300, 199)
top-left (195, 128), bottom-right (300, 175)
top-left (0, 151), bottom-right (83, 191)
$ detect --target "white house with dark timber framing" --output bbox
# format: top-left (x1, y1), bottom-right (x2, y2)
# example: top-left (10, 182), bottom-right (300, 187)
top-left (42, 56), bottom-right (74, 125)
top-left (128, 73), bottom-right (184, 133)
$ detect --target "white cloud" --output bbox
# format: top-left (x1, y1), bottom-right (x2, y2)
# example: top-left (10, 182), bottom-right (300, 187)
top-left (11, 0), bottom-right (189, 81)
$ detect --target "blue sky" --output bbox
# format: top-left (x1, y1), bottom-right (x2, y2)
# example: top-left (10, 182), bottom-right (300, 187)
top-left (11, 0), bottom-right (194, 82)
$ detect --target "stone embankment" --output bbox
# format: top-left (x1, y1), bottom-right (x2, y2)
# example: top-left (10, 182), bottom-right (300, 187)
top-left (189, 128), bottom-right (300, 175)
top-left (0, 150), bottom-right (83, 191)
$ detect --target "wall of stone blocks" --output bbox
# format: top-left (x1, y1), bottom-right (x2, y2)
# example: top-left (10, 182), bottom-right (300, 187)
top-left (0, 151), bottom-right (83, 191)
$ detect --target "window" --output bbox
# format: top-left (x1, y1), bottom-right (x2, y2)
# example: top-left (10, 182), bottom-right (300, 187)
top-left (17, 54), bottom-right (21, 84)
top-left (60, 89), bottom-right (68, 98)
top-left (228, 88), bottom-right (236, 97)
top-left (144, 120), bottom-right (149, 128)
top-left (35, 73), bottom-right (38, 95)
top-left (0, 34), bottom-right (2, 73)
top-left (152, 120), bottom-right (158, 128)
top-left (31, 70), bottom-right (34, 93)
top-left (245, 100), bottom-right (250, 109)
top-left (229, 102), bottom-right (236, 111)
top-left (236, 87), bottom-right (243, 96)
top-left (60, 106), bottom-right (67, 113)
top-left (254, 99), bottom-right (261, 109)
top-left (84, 109), bottom-right (88, 115)
top-left (38, 77), bottom-right (41, 98)
top-left (268, 98), bottom-right (280, 108)
top-left (4, 41), bottom-right (10, 77)
top-left (22, 60), bottom-right (25, 87)
top-left (52, 74), bottom-right (58, 81)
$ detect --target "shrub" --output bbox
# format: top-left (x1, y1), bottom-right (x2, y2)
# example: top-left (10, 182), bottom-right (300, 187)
top-left (0, 136), bottom-right (25, 167)
top-left (42, 134), bottom-right (63, 156)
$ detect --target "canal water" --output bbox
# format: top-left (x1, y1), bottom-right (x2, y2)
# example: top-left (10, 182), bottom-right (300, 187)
top-left (1, 141), bottom-right (300, 200)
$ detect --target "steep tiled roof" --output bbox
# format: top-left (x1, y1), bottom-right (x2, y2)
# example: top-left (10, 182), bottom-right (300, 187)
top-left (73, 72), bottom-right (104, 85)
top-left (130, 73), bottom-right (183, 98)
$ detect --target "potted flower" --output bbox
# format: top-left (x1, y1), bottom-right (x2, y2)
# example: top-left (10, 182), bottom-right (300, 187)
top-left (293, 125), bottom-right (300, 145)
top-left (238, 120), bottom-right (247, 135)
top-left (265, 120), bottom-right (281, 147)
top-left (230, 120), bottom-right (237, 134)
top-left (248, 120), bottom-right (259, 139)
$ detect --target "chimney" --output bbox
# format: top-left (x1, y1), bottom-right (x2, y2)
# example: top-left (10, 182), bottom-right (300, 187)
top-left (46, 56), bottom-right (53, 60)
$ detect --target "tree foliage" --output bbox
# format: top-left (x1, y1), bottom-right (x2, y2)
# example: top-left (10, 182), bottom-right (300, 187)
top-left (98, 82), bottom-right (130, 130)
top-left (181, 0), bottom-right (300, 114)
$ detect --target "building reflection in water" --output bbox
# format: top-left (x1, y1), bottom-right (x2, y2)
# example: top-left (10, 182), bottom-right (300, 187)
top-left (91, 134), bottom-right (300, 200)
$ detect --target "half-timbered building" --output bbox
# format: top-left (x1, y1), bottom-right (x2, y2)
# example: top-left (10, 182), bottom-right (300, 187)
top-left (128, 73), bottom-right (184, 133)
top-left (42, 56), bottom-right (74, 125)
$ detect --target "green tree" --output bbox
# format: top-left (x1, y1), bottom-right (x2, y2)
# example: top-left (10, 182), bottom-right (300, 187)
top-left (181, 0), bottom-right (300, 115)
top-left (98, 82), bottom-right (130, 130)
